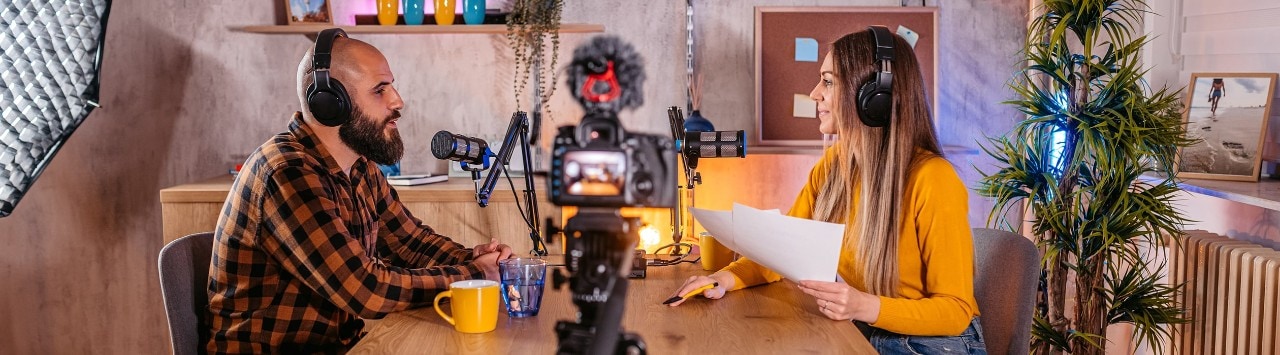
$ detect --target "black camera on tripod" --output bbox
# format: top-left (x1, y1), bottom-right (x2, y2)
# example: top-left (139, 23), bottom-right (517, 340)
top-left (548, 111), bottom-right (677, 208)
top-left (547, 114), bottom-right (671, 354)
top-left (542, 35), bottom-right (672, 355)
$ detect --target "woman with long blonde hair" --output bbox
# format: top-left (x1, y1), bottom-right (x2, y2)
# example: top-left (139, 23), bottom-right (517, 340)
top-left (668, 27), bottom-right (985, 353)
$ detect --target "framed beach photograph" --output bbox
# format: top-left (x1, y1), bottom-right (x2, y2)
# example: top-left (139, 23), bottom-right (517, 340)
top-left (286, 0), bottom-right (332, 25)
top-left (755, 7), bottom-right (938, 146)
top-left (1176, 72), bottom-right (1278, 181)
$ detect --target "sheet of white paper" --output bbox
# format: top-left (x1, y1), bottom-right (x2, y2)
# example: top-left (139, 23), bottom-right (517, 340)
top-left (896, 25), bottom-right (920, 48)
top-left (690, 208), bottom-right (739, 251)
top-left (732, 203), bottom-right (843, 281)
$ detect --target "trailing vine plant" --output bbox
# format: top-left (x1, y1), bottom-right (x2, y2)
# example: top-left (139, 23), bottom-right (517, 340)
top-left (506, 0), bottom-right (563, 119)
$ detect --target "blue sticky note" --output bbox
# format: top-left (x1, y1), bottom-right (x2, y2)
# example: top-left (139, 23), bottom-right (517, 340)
top-left (795, 38), bottom-right (818, 62)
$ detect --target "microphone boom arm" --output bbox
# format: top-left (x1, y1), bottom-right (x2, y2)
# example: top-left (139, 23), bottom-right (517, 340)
top-left (476, 112), bottom-right (547, 256)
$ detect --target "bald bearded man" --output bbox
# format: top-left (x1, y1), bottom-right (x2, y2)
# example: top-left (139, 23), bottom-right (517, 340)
top-left (205, 29), bottom-right (512, 354)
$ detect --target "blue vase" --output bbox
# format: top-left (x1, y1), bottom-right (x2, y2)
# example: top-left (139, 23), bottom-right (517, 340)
top-left (463, 0), bottom-right (486, 25)
top-left (684, 110), bottom-right (715, 132)
top-left (404, 0), bottom-right (426, 25)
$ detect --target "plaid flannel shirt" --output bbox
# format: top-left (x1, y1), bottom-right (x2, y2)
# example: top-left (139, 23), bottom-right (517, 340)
top-left (206, 113), bottom-right (485, 354)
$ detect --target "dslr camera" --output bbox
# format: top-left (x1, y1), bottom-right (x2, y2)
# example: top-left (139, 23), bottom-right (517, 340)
top-left (548, 110), bottom-right (676, 208)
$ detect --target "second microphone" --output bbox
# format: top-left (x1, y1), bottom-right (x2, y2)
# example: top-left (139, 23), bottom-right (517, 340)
top-left (681, 130), bottom-right (746, 159)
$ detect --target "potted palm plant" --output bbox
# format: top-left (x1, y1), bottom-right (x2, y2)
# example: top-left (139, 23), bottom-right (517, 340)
top-left (977, 0), bottom-right (1195, 353)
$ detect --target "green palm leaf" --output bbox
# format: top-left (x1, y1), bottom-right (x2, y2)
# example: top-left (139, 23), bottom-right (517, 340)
top-left (977, 1), bottom-right (1191, 353)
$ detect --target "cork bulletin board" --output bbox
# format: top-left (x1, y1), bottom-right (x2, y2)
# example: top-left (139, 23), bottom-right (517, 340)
top-left (755, 7), bottom-right (938, 146)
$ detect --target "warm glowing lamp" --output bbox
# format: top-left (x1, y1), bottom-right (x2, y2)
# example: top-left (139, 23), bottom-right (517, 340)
top-left (638, 224), bottom-right (661, 252)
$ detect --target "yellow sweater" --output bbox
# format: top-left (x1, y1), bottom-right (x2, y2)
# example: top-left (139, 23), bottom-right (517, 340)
top-left (721, 149), bottom-right (980, 336)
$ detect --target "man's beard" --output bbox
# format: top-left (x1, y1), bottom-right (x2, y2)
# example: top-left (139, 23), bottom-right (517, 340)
top-left (339, 107), bottom-right (404, 166)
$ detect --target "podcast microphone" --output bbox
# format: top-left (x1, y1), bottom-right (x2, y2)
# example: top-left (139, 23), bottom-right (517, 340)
top-left (431, 131), bottom-right (492, 172)
top-left (681, 130), bottom-right (746, 171)
top-left (682, 130), bottom-right (746, 159)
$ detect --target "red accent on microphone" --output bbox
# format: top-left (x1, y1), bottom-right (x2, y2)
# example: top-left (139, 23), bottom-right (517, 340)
top-left (582, 61), bottom-right (621, 103)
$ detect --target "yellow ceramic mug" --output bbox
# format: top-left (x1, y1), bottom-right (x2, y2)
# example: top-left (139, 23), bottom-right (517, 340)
top-left (433, 280), bottom-right (499, 333)
top-left (699, 232), bottom-right (737, 271)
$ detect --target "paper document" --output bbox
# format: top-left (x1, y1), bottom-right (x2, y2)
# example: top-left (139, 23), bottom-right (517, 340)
top-left (691, 203), bottom-right (844, 282)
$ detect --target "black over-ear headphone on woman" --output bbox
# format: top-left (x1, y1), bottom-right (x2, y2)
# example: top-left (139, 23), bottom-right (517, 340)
top-left (856, 26), bottom-right (895, 128)
top-left (306, 28), bottom-right (353, 127)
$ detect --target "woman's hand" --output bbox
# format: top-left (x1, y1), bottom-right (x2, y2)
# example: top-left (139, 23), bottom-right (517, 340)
top-left (666, 271), bottom-right (736, 306)
top-left (797, 280), bottom-right (881, 323)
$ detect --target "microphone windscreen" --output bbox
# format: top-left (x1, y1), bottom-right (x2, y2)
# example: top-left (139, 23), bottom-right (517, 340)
top-left (431, 131), bottom-right (455, 159)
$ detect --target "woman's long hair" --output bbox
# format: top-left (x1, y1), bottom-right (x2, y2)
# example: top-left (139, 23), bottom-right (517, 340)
top-left (811, 30), bottom-right (941, 297)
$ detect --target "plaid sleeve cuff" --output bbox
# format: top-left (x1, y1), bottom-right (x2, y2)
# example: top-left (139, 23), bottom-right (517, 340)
top-left (450, 261), bottom-right (487, 282)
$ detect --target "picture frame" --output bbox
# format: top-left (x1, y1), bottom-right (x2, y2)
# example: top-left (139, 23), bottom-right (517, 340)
top-left (286, 0), bottom-right (333, 25)
top-left (754, 6), bottom-right (938, 146)
top-left (1175, 72), bottom-right (1278, 182)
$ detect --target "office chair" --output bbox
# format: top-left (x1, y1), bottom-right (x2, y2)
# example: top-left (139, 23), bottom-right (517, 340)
top-left (972, 228), bottom-right (1041, 355)
top-left (158, 232), bottom-right (214, 355)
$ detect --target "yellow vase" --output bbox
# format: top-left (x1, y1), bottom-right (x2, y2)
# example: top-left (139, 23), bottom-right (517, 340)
top-left (434, 0), bottom-right (456, 26)
top-left (377, 0), bottom-right (399, 26)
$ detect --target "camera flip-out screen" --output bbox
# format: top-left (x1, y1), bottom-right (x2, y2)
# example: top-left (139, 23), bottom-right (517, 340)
top-left (562, 151), bottom-right (627, 196)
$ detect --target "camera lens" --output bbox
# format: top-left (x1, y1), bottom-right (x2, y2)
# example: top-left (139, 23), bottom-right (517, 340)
top-left (586, 58), bottom-right (608, 74)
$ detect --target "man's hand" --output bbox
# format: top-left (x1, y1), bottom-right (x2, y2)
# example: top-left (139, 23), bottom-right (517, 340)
top-left (473, 238), bottom-right (513, 260)
top-left (472, 251), bottom-right (501, 281)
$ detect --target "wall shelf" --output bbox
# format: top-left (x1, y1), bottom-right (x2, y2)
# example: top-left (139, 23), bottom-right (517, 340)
top-left (1175, 178), bottom-right (1280, 211)
top-left (232, 24), bottom-right (604, 35)
top-left (1143, 174), bottom-right (1280, 211)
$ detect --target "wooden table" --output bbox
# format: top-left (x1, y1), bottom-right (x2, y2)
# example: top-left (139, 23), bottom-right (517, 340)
top-left (349, 262), bottom-right (875, 354)
top-left (158, 175), bottom-right (558, 250)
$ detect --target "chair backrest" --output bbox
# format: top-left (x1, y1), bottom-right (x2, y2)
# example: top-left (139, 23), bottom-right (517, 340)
top-left (972, 228), bottom-right (1041, 355)
top-left (158, 232), bottom-right (214, 355)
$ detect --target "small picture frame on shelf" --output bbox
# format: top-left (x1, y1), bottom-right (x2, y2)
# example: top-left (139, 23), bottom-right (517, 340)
top-left (286, 0), bottom-right (333, 25)
top-left (1175, 72), bottom-right (1278, 182)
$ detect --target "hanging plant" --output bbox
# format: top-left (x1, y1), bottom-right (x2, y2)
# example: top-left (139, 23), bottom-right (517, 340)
top-left (977, 0), bottom-right (1195, 353)
top-left (506, 0), bottom-right (563, 118)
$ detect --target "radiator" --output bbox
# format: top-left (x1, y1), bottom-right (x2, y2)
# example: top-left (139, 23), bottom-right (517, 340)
top-left (1172, 231), bottom-right (1280, 355)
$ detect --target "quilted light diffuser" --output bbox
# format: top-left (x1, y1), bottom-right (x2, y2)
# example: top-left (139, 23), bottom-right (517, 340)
top-left (0, 0), bottom-right (112, 217)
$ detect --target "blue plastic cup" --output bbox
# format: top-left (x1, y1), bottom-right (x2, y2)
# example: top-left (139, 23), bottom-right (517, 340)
top-left (463, 0), bottom-right (486, 25)
top-left (499, 258), bottom-right (547, 317)
top-left (404, 0), bottom-right (426, 25)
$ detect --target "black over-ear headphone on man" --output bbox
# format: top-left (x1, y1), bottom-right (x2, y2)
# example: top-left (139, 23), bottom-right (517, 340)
top-left (306, 28), bottom-right (353, 127)
top-left (856, 26), bottom-right (895, 128)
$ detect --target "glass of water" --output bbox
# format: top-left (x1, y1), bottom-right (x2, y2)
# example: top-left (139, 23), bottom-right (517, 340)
top-left (499, 258), bottom-right (547, 318)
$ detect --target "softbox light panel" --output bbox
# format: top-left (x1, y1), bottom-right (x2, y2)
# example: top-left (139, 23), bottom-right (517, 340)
top-left (0, 0), bottom-right (112, 217)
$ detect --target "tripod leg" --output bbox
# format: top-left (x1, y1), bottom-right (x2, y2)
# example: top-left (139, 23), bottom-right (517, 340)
top-left (616, 332), bottom-right (647, 355)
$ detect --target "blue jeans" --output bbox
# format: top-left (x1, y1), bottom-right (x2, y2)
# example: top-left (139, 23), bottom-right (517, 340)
top-left (866, 317), bottom-right (987, 354)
